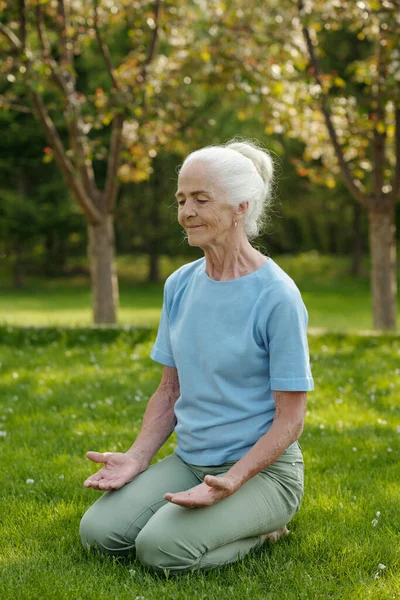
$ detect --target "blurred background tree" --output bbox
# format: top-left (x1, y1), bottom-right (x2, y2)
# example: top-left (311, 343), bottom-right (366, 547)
top-left (1, 0), bottom-right (399, 329)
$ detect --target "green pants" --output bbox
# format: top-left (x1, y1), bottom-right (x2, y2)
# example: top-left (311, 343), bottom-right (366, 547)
top-left (80, 442), bottom-right (304, 573)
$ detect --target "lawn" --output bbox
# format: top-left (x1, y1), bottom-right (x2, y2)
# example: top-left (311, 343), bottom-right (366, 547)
top-left (1, 252), bottom-right (400, 330)
top-left (0, 325), bottom-right (399, 599)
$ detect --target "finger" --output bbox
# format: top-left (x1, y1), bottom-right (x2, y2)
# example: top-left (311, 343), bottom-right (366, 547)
top-left (84, 478), bottom-right (103, 489)
top-left (97, 478), bottom-right (124, 490)
top-left (163, 492), bottom-right (189, 504)
top-left (86, 451), bottom-right (108, 463)
top-left (84, 470), bottom-right (105, 485)
top-left (203, 474), bottom-right (228, 489)
top-left (165, 496), bottom-right (195, 507)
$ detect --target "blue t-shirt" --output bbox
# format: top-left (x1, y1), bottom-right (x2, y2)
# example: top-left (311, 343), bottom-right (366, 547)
top-left (150, 256), bottom-right (314, 466)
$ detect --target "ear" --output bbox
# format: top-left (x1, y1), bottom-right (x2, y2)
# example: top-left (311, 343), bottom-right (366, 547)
top-left (236, 201), bottom-right (249, 216)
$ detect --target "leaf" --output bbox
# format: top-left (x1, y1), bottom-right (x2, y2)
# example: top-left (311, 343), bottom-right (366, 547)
top-left (200, 50), bottom-right (211, 62)
top-left (326, 176), bottom-right (336, 189)
top-left (376, 121), bottom-right (385, 134)
top-left (334, 77), bottom-right (346, 88)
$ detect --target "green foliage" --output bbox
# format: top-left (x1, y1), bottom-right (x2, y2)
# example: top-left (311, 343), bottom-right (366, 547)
top-left (0, 326), bottom-right (399, 599)
top-left (0, 105), bottom-right (85, 279)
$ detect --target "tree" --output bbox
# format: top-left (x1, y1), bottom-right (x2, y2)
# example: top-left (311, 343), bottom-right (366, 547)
top-left (0, 0), bottom-right (200, 323)
top-left (0, 0), bottom-right (242, 321)
top-left (190, 0), bottom-right (399, 328)
top-left (295, 0), bottom-right (400, 329)
top-left (237, 0), bottom-right (399, 329)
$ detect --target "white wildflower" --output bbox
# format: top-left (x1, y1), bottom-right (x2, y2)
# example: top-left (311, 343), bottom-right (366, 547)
top-left (372, 519), bottom-right (378, 527)
top-left (0, 431), bottom-right (7, 437)
top-left (374, 563), bottom-right (387, 579)
top-left (26, 478), bottom-right (34, 484)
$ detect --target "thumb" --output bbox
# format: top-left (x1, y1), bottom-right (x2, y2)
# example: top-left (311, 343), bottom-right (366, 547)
top-left (204, 474), bottom-right (228, 489)
top-left (86, 451), bottom-right (109, 463)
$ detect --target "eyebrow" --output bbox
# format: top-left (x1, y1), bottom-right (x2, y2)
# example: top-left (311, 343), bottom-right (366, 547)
top-left (175, 190), bottom-right (211, 199)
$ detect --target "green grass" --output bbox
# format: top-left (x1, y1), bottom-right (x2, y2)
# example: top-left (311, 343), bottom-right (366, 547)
top-left (1, 252), bottom-right (400, 331)
top-left (0, 326), bottom-right (399, 599)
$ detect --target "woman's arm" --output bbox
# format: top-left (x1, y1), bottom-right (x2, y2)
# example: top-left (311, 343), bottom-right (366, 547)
top-left (125, 365), bottom-right (180, 469)
top-left (225, 390), bottom-right (307, 487)
top-left (164, 390), bottom-right (306, 507)
top-left (84, 366), bottom-right (180, 490)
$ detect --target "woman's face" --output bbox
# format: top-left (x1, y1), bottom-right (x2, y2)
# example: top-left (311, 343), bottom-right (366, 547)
top-left (176, 161), bottom-right (236, 248)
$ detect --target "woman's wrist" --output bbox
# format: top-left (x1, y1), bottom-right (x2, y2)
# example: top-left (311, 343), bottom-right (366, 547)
top-left (125, 447), bottom-right (149, 470)
top-left (223, 470), bottom-right (244, 491)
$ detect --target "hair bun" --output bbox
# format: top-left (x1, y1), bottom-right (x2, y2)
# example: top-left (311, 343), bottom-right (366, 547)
top-left (225, 140), bottom-right (274, 194)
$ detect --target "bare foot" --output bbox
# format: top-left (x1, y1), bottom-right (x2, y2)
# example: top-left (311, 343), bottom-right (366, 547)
top-left (263, 526), bottom-right (290, 543)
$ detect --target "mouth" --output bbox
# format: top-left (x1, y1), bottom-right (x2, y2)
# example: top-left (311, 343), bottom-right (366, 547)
top-left (186, 225), bottom-right (204, 229)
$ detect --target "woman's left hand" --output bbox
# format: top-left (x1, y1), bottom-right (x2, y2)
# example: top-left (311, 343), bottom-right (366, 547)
top-left (163, 474), bottom-right (239, 508)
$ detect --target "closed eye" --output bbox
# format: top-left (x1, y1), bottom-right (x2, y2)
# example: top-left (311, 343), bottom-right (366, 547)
top-left (178, 198), bottom-right (208, 205)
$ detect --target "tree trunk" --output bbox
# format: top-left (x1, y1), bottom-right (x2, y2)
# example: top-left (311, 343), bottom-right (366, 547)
top-left (148, 249), bottom-right (160, 283)
top-left (44, 231), bottom-right (56, 277)
top-left (147, 159), bottom-right (162, 283)
top-left (87, 215), bottom-right (119, 324)
top-left (368, 205), bottom-right (397, 330)
top-left (13, 244), bottom-right (24, 289)
top-left (350, 202), bottom-right (363, 277)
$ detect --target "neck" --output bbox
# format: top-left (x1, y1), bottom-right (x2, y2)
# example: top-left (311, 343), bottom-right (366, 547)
top-left (202, 236), bottom-right (267, 281)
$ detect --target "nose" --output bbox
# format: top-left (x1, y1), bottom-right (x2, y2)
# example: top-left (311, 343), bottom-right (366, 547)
top-left (180, 199), bottom-right (197, 219)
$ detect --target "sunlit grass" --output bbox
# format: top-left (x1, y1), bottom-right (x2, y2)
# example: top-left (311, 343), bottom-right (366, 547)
top-left (0, 326), bottom-right (399, 599)
top-left (1, 252), bottom-right (400, 330)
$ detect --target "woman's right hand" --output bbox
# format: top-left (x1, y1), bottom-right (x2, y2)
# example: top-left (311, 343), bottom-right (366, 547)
top-left (83, 451), bottom-right (146, 491)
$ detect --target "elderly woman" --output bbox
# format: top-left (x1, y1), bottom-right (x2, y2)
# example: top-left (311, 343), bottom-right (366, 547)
top-left (80, 138), bottom-right (314, 574)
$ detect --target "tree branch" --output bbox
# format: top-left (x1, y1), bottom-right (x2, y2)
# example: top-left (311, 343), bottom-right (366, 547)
top-left (0, 95), bottom-right (33, 113)
top-left (0, 23), bottom-right (22, 50)
top-left (93, 0), bottom-right (119, 89)
top-left (105, 112), bottom-right (125, 212)
top-left (18, 0), bottom-right (27, 51)
top-left (371, 23), bottom-right (388, 203)
top-left (297, 0), bottom-right (369, 209)
top-left (30, 88), bottom-right (102, 224)
top-left (390, 105), bottom-right (400, 202)
top-left (57, 0), bottom-right (73, 67)
top-left (33, 5), bottom-right (97, 201)
top-left (139, 0), bottom-right (162, 84)
top-left (35, 4), bottom-right (51, 57)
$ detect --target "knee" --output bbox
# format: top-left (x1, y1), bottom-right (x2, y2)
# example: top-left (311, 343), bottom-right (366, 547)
top-left (135, 525), bottom-right (198, 574)
top-left (79, 505), bottom-right (133, 556)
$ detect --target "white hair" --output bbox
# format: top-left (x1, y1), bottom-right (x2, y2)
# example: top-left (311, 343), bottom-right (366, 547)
top-left (178, 137), bottom-right (276, 239)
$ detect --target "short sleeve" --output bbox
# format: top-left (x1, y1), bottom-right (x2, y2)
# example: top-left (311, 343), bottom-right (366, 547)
top-left (266, 284), bottom-right (314, 392)
top-left (150, 279), bottom-right (176, 368)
